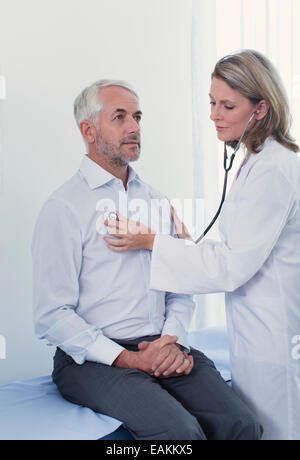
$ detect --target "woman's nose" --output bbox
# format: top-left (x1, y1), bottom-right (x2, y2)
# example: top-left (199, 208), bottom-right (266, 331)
top-left (210, 105), bottom-right (222, 122)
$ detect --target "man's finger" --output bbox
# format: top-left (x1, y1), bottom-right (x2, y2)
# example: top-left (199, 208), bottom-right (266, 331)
top-left (156, 335), bottom-right (178, 348)
top-left (154, 353), bottom-right (179, 377)
top-left (151, 347), bottom-right (172, 373)
top-left (162, 353), bottom-right (185, 376)
top-left (183, 356), bottom-right (194, 375)
top-left (175, 357), bottom-right (191, 374)
top-left (138, 341), bottom-right (150, 351)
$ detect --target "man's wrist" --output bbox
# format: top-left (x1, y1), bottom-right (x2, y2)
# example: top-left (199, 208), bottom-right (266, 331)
top-left (112, 349), bottom-right (137, 368)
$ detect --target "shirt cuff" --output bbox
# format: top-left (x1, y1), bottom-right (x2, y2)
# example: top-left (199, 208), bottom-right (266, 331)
top-left (85, 334), bottom-right (125, 366)
top-left (161, 321), bottom-right (190, 353)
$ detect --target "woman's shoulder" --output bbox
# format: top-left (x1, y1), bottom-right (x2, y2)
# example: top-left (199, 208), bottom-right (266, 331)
top-left (249, 137), bottom-right (300, 192)
top-left (259, 136), bottom-right (298, 156)
top-left (259, 137), bottom-right (299, 165)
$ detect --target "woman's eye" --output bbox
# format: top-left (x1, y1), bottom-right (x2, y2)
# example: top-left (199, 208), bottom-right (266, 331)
top-left (225, 106), bottom-right (234, 110)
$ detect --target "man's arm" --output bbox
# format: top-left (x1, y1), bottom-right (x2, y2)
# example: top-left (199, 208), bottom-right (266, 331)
top-left (32, 198), bottom-right (124, 365)
top-left (161, 292), bottom-right (195, 351)
top-left (112, 335), bottom-right (177, 373)
top-left (112, 335), bottom-right (193, 377)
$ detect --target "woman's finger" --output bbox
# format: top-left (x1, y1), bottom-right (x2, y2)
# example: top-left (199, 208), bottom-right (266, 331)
top-left (106, 226), bottom-right (126, 236)
top-left (104, 218), bottom-right (122, 229)
top-left (106, 245), bottom-right (128, 253)
top-left (115, 213), bottom-right (128, 223)
top-left (104, 236), bottom-right (127, 246)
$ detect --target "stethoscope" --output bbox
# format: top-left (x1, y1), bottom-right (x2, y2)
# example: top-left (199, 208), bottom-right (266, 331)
top-left (195, 109), bottom-right (259, 244)
top-left (104, 211), bottom-right (119, 222)
top-left (106, 110), bottom-right (259, 242)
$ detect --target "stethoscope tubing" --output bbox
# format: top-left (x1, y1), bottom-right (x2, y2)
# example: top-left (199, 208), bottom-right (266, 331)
top-left (195, 111), bottom-right (257, 244)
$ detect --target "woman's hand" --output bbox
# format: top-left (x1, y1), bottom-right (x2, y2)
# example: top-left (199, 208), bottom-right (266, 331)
top-left (103, 213), bottom-right (156, 252)
top-left (170, 204), bottom-right (193, 240)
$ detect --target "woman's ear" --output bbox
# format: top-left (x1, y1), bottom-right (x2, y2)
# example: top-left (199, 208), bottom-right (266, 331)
top-left (255, 100), bottom-right (269, 120)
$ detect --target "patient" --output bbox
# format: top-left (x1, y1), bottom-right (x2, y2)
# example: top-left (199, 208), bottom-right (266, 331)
top-left (31, 79), bottom-right (262, 440)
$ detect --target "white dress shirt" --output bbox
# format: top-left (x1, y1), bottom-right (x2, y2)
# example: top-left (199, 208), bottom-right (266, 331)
top-left (150, 138), bottom-right (300, 440)
top-left (32, 155), bottom-right (195, 366)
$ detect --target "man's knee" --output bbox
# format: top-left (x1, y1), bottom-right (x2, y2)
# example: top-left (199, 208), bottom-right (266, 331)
top-left (228, 412), bottom-right (263, 440)
top-left (166, 416), bottom-right (206, 440)
top-left (238, 415), bottom-right (263, 440)
top-left (123, 378), bottom-right (207, 440)
top-left (137, 413), bottom-right (206, 440)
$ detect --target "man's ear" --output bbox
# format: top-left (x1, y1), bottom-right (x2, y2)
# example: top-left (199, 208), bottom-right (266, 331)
top-left (80, 120), bottom-right (97, 145)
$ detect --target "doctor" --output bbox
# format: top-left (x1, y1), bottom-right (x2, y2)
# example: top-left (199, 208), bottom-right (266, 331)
top-left (104, 50), bottom-right (300, 440)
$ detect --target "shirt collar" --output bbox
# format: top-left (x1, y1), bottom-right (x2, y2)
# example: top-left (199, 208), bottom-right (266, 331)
top-left (79, 155), bottom-right (140, 189)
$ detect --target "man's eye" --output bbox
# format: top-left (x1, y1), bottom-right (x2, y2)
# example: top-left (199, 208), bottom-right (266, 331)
top-left (225, 106), bottom-right (234, 110)
top-left (114, 114), bottom-right (123, 120)
top-left (134, 115), bottom-right (142, 122)
top-left (209, 101), bottom-right (216, 106)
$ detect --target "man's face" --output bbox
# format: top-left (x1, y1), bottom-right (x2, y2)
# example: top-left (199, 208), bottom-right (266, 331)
top-left (94, 86), bottom-right (142, 166)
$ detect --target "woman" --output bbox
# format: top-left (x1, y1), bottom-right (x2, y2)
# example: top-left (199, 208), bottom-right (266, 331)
top-left (104, 50), bottom-right (300, 440)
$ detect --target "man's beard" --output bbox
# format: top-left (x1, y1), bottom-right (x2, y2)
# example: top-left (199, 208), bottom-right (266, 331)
top-left (95, 131), bottom-right (140, 167)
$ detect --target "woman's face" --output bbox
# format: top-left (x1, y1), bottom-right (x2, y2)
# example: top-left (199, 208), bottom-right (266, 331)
top-left (210, 77), bottom-right (257, 142)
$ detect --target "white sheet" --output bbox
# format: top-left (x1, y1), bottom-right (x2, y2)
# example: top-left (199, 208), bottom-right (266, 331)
top-left (0, 375), bottom-right (122, 440)
top-left (0, 326), bottom-right (230, 440)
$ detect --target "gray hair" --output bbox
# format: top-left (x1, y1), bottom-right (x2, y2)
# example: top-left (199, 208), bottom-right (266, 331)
top-left (73, 79), bottom-right (139, 127)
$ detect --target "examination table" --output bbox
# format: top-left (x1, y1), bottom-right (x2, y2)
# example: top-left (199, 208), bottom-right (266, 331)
top-left (0, 327), bottom-right (230, 440)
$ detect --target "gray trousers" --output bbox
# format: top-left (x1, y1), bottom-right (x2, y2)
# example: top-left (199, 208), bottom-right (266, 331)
top-left (52, 335), bottom-right (262, 440)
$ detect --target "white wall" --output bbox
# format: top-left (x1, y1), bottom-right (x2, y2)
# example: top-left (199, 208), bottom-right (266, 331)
top-left (0, 0), bottom-right (193, 385)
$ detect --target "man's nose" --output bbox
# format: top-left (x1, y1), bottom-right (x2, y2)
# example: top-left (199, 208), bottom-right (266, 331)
top-left (125, 116), bottom-right (140, 134)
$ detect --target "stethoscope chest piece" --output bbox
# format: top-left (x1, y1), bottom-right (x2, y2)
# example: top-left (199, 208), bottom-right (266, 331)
top-left (103, 211), bottom-right (119, 222)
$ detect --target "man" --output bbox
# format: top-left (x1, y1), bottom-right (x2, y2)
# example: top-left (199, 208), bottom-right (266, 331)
top-left (32, 80), bottom-right (261, 440)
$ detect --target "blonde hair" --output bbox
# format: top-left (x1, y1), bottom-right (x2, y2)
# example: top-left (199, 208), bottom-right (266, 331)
top-left (212, 50), bottom-right (299, 154)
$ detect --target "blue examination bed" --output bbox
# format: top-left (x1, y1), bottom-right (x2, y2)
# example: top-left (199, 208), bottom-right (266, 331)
top-left (0, 327), bottom-right (230, 440)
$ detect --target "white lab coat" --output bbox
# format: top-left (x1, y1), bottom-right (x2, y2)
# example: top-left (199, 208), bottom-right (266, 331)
top-left (150, 138), bottom-right (300, 440)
